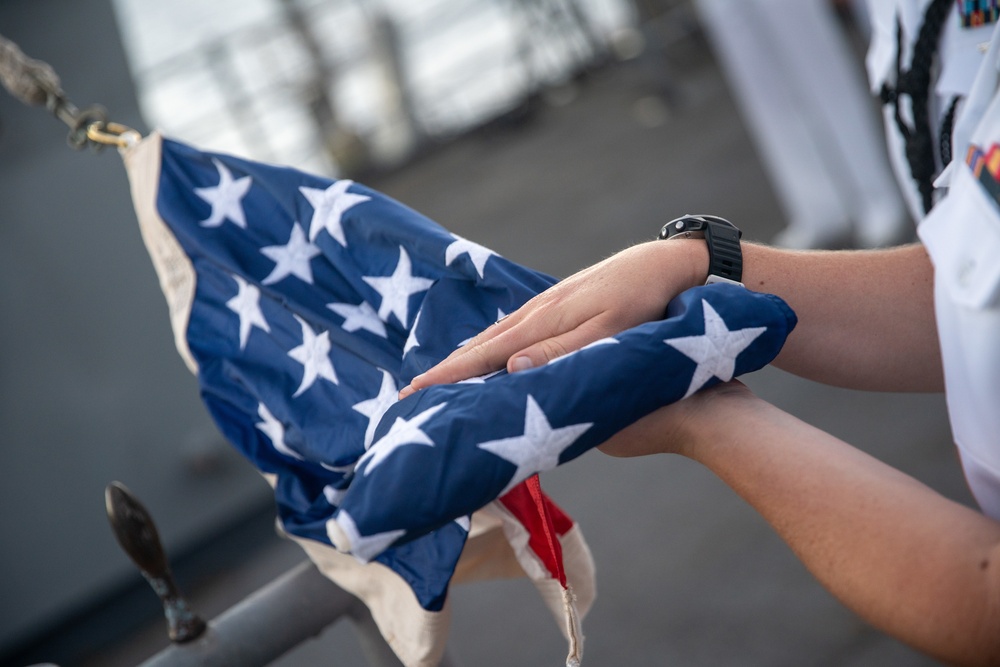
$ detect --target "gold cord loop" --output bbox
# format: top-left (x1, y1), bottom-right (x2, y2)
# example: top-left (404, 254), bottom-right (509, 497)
top-left (86, 121), bottom-right (142, 149)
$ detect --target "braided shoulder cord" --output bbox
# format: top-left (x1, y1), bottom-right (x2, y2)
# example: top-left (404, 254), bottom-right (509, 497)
top-left (880, 0), bottom-right (953, 214)
top-left (940, 94), bottom-right (961, 167)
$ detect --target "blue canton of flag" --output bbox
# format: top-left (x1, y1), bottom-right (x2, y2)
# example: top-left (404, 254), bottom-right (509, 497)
top-left (123, 133), bottom-right (796, 667)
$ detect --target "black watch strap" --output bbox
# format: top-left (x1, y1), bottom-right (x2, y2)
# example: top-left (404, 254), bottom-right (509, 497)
top-left (658, 214), bottom-right (744, 286)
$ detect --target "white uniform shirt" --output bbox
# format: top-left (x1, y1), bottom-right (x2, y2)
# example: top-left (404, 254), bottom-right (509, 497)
top-left (868, 1), bottom-right (1000, 520)
top-left (920, 29), bottom-right (1000, 521)
top-left (866, 0), bottom-right (994, 220)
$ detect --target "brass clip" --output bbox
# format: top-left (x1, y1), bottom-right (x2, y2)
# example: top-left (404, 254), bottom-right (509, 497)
top-left (85, 121), bottom-right (142, 149)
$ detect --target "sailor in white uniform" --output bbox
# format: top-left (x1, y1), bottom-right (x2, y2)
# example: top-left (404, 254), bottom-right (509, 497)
top-left (403, 1), bottom-right (1000, 661)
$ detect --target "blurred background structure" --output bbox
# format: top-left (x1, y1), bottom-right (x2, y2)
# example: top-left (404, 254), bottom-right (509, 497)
top-left (0, 1), bottom-right (968, 665)
top-left (108, 0), bottom-right (631, 175)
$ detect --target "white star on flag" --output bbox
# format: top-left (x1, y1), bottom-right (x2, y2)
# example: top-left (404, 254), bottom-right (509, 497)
top-left (256, 403), bottom-right (302, 460)
top-left (261, 223), bottom-right (322, 285)
top-left (352, 369), bottom-right (399, 448)
top-left (288, 315), bottom-right (338, 397)
top-left (358, 403), bottom-right (447, 475)
top-left (328, 300), bottom-right (387, 338)
top-left (403, 310), bottom-right (422, 356)
top-left (362, 246), bottom-right (434, 327)
top-left (663, 299), bottom-right (767, 398)
top-left (546, 337), bottom-right (619, 365)
top-left (457, 370), bottom-right (503, 384)
top-left (445, 234), bottom-right (497, 279)
top-left (300, 180), bottom-right (371, 245)
top-left (477, 395), bottom-right (592, 495)
top-left (323, 484), bottom-right (347, 506)
top-left (227, 274), bottom-right (270, 350)
top-left (328, 509), bottom-right (406, 562)
top-left (195, 159), bottom-right (252, 228)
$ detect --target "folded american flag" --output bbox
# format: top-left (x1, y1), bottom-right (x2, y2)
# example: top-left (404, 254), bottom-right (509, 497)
top-left (122, 133), bottom-right (796, 666)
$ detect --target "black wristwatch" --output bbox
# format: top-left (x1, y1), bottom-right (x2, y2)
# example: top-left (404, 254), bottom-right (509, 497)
top-left (658, 214), bottom-right (743, 286)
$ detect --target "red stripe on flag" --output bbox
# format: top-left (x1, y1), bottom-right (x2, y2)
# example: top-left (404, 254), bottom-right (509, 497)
top-left (499, 475), bottom-right (574, 587)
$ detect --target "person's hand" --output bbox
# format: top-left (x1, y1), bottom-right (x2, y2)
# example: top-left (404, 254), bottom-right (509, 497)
top-left (400, 238), bottom-right (709, 398)
top-left (597, 380), bottom-right (757, 458)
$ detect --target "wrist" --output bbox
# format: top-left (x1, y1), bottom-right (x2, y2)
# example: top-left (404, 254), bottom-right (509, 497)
top-left (598, 381), bottom-right (752, 459)
top-left (658, 214), bottom-right (743, 286)
top-left (645, 237), bottom-right (711, 296)
top-left (675, 382), bottom-right (766, 460)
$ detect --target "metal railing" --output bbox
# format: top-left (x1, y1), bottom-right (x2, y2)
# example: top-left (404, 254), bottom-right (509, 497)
top-left (105, 482), bottom-right (455, 667)
top-left (136, 562), bottom-right (414, 667)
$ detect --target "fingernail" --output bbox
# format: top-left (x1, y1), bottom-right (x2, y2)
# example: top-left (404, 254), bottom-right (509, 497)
top-left (511, 356), bottom-right (534, 372)
top-left (399, 385), bottom-right (414, 399)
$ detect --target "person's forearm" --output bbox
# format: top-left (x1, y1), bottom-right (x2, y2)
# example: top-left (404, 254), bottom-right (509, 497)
top-left (683, 393), bottom-right (1000, 665)
top-left (740, 242), bottom-right (942, 391)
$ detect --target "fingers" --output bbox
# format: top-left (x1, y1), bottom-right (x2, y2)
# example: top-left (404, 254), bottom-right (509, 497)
top-left (400, 310), bottom-right (614, 400)
top-left (399, 308), bottom-right (531, 398)
top-left (504, 315), bottom-right (609, 372)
